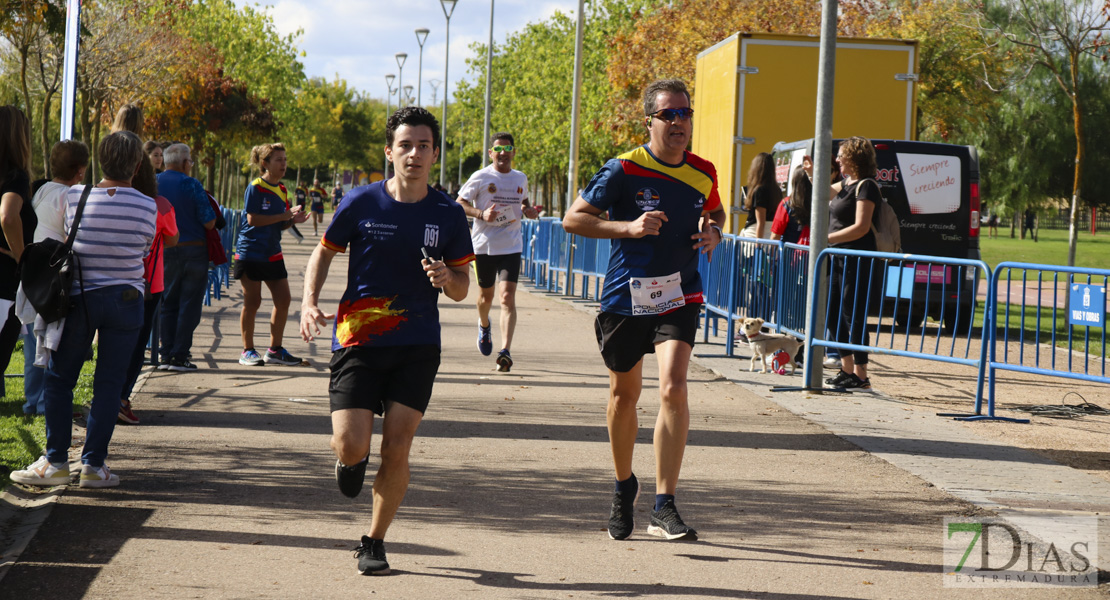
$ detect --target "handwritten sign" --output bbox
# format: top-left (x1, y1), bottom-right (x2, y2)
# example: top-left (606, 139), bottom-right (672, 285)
top-left (897, 153), bottom-right (961, 215)
top-left (1068, 284), bottom-right (1105, 328)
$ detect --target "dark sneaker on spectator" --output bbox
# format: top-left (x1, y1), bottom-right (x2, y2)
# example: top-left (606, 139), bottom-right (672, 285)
top-left (647, 499), bottom-right (699, 541)
top-left (353, 536), bottom-right (390, 575)
top-left (496, 349), bottom-right (513, 372)
top-left (264, 347), bottom-right (301, 366)
top-left (841, 375), bottom-right (872, 390)
top-left (164, 357), bottom-right (198, 372)
top-left (608, 474), bottom-right (639, 540)
top-left (118, 402), bottom-right (140, 425)
top-left (336, 457), bottom-right (369, 498)
top-left (477, 323), bottom-right (493, 356)
top-left (240, 348), bottom-right (264, 366)
top-left (79, 464), bottom-right (119, 488)
top-left (11, 456), bottom-right (70, 486)
top-left (73, 409), bottom-right (88, 428)
top-left (824, 370), bottom-right (855, 387)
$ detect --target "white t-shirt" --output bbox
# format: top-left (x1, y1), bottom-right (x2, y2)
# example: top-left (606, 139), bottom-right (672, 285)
top-left (31, 182), bottom-right (71, 243)
top-left (458, 165), bottom-right (529, 256)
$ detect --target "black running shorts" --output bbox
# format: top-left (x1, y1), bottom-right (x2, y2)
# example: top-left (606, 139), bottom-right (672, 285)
top-left (328, 345), bottom-right (440, 415)
top-left (594, 303), bottom-right (701, 373)
top-left (473, 252), bottom-right (521, 288)
top-left (234, 259), bottom-right (288, 282)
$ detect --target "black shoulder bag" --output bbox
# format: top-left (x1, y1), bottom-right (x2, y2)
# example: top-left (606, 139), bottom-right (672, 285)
top-left (18, 184), bottom-right (92, 323)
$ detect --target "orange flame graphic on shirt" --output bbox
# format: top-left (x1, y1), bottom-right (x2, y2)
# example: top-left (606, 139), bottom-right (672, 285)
top-left (335, 296), bottom-right (408, 346)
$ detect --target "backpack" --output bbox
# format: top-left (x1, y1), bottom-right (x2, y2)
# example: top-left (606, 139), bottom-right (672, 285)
top-left (18, 184), bottom-right (91, 323)
top-left (858, 178), bottom-right (901, 253)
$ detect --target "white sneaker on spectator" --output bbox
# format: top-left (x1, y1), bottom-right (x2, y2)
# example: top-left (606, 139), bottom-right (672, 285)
top-left (823, 356), bottom-right (840, 368)
top-left (11, 456), bottom-right (70, 486)
top-left (79, 464), bottom-right (119, 488)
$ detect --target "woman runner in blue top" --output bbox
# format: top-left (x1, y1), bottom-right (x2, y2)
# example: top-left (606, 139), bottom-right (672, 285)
top-left (235, 143), bottom-right (310, 366)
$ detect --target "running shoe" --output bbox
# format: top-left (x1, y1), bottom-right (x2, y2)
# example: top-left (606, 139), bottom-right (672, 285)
top-left (118, 402), bottom-right (140, 425)
top-left (607, 474), bottom-right (639, 540)
top-left (353, 536), bottom-right (390, 575)
top-left (841, 375), bottom-right (872, 390)
top-left (336, 457), bottom-right (369, 498)
top-left (647, 499), bottom-right (699, 541)
top-left (239, 348), bottom-right (264, 366)
top-left (824, 370), bottom-right (855, 387)
top-left (496, 349), bottom-right (513, 372)
top-left (264, 347), bottom-right (301, 366)
top-left (823, 356), bottom-right (841, 368)
top-left (163, 357), bottom-right (198, 372)
top-left (79, 464), bottom-right (119, 488)
top-left (11, 456), bottom-right (70, 486)
top-left (477, 323), bottom-right (493, 356)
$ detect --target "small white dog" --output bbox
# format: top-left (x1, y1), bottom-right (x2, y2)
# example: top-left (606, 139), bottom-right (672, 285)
top-left (739, 317), bottom-right (801, 374)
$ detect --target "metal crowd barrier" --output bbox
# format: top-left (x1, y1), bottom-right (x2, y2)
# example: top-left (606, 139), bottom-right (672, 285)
top-left (986, 263), bottom-right (1110, 418)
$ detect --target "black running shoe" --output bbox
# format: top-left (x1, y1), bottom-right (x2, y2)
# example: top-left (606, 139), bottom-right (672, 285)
top-left (607, 474), bottom-right (639, 540)
top-left (496, 349), bottom-right (513, 372)
top-left (647, 499), bottom-right (699, 541)
top-left (335, 457), bottom-right (368, 498)
top-left (841, 375), bottom-right (872, 390)
top-left (353, 536), bottom-right (390, 575)
top-left (824, 370), bottom-right (855, 387)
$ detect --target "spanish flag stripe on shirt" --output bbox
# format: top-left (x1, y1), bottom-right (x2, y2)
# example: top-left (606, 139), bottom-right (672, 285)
top-left (616, 147), bottom-right (716, 206)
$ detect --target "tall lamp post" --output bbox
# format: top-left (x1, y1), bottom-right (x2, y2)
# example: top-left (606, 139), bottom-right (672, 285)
top-left (395, 52), bottom-right (408, 106)
top-left (404, 85), bottom-right (414, 107)
top-left (415, 28), bottom-right (430, 106)
top-left (439, 0), bottom-right (458, 188)
top-left (385, 73), bottom-right (396, 178)
top-left (481, 0), bottom-right (495, 168)
top-left (428, 79), bottom-right (442, 106)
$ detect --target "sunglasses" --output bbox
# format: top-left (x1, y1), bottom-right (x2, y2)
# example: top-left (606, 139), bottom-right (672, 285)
top-left (648, 107), bottom-right (694, 122)
top-left (491, 145), bottom-right (514, 152)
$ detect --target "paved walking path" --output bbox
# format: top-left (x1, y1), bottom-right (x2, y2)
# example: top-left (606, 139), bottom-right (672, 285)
top-left (1, 219), bottom-right (1106, 598)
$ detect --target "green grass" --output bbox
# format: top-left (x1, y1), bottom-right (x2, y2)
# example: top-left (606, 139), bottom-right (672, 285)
top-left (979, 227), bottom-right (1110, 271)
top-left (1, 341), bottom-right (97, 490)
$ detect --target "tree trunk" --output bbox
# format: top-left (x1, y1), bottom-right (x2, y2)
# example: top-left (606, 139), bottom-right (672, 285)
top-left (206, 154), bottom-right (216, 194)
top-left (39, 91), bottom-right (55, 179)
top-left (18, 47), bottom-right (33, 136)
top-left (91, 98), bottom-right (103, 181)
top-left (79, 90), bottom-right (92, 183)
top-left (1066, 63), bottom-right (1083, 268)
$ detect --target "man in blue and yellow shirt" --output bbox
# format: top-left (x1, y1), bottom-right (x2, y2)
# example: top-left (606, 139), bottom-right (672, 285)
top-left (564, 79), bottom-right (725, 543)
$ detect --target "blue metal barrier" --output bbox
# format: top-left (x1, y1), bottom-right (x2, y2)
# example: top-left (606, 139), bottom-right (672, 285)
top-left (531, 218), bottom-right (554, 289)
top-left (698, 234), bottom-right (741, 356)
top-left (778, 242), bottom-right (810, 339)
top-left (804, 248), bottom-right (1012, 421)
top-left (986, 263), bottom-right (1110, 418)
top-left (546, 221), bottom-right (571, 293)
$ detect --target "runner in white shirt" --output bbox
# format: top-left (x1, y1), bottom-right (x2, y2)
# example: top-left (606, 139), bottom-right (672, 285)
top-left (456, 133), bottom-right (539, 372)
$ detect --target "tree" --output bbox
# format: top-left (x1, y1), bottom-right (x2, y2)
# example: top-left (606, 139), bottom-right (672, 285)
top-left (976, 0), bottom-right (1110, 265)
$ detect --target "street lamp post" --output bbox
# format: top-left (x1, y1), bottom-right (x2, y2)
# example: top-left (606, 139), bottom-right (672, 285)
top-left (385, 73), bottom-right (396, 178)
top-left (415, 28), bottom-right (430, 106)
top-left (481, 0), bottom-right (495, 168)
top-left (404, 85), bottom-right (414, 107)
top-left (395, 52), bottom-right (408, 106)
top-left (439, 0), bottom-right (458, 188)
top-left (428, 79), bottom-right (442, 107)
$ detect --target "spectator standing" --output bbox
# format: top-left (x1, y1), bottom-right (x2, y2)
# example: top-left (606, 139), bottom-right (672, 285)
top-left (11, 131), bottom-right (156, 488)
top-left (156, 143), bottom-right (216, 371)
top-left (19, 141), bottom-right (89, 416)
top-left (236, 143), bottom-right (309, 367)
top-left (770, 165), bottom-right (812, 245)
top-left (144, 140), bottom-right (164, 174)
top-left (0, 106), bottom-right (35, 397)
top-left (1023, 208), bottom-right (1037, 241)
top-left (740, 152), bottom-right (781, 239)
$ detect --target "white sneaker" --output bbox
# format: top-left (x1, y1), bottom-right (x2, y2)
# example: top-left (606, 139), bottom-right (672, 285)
top-left (11, 456), bottom-right (70, 486)
top-left (823, 356), bottom-right (841, 368)
top-left (79, 464), bottom-right (120, 488)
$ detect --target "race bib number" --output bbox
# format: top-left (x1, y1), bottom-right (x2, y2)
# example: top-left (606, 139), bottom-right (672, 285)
top-left (629, 272), bottom-right (685, 316)
top-left (490, 200), bottom-right (518, 228)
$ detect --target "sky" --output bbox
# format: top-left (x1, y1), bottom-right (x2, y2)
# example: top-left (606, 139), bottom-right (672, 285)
top-left (235, 0), bottom-right (580, 104)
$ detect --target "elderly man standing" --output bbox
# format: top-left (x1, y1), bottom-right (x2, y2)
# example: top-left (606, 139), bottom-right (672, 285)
top-left (156, 143), bottom-right (215, 371)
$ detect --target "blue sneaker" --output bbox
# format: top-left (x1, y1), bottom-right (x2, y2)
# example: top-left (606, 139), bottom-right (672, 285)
top-left (477, 323), bottom-right (493, 356)
top-left (239, 348), bottom-right (264, 366)
top-left (264, 347), bottom-right (302, 366)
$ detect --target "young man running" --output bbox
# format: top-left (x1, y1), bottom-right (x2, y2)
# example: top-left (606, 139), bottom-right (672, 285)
top-left (300, 106), bottom-right (473, 576)
top-left (309, 179), bottom-right (327, 235)
top-left (456, 133), bottom-right (538, 372)
top-left (563, 79), bottom-right (724, 542)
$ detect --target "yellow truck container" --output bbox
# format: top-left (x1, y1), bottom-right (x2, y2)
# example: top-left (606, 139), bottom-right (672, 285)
top-left (693, 33), bottom-right (919, 233)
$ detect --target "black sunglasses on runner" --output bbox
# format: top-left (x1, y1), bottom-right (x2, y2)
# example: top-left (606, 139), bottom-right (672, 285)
top-left (647, 107), bottom-right (694, 122)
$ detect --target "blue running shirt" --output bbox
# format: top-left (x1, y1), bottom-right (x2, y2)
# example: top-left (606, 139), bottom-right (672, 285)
top-left (581, 145), bottom-right (721, 316)
top-left (236, 177), bottom-right (288, 262)
top-left (321, 182), bottom-right (475, 350)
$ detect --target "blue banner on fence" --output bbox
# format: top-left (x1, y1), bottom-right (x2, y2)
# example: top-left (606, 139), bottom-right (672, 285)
top-left (1068, 283), bottom-right (1105, 328)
